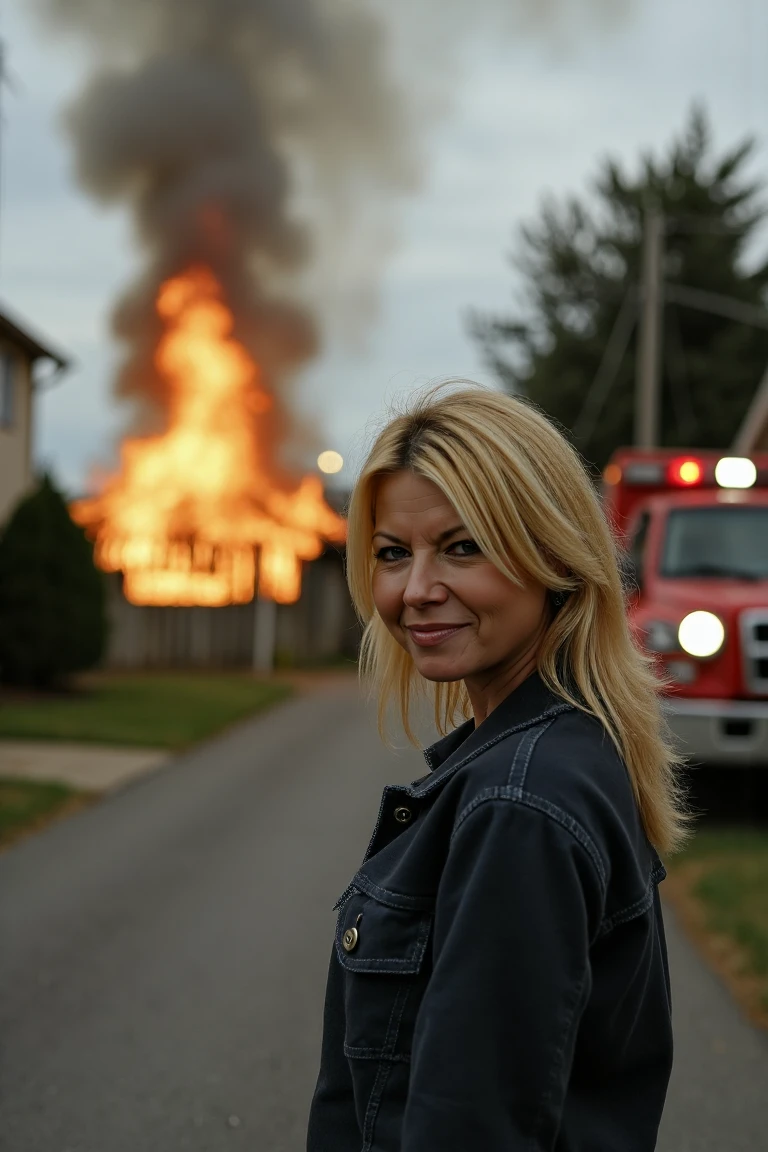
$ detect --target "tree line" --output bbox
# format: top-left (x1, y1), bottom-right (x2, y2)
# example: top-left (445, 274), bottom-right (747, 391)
top-left (471, 107), bottom-right (768, 468)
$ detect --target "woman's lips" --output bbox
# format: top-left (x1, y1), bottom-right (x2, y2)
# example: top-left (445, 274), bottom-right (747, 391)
top-left (405, 624), bottom-right (468, 648)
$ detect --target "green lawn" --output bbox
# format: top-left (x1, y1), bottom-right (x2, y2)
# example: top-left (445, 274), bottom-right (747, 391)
top-left (0, 674), bottom-right (293, 749)
top-left (669, 828), bottom-right (768, 1021)
top-left (0, 778), bottom-right (92, 848)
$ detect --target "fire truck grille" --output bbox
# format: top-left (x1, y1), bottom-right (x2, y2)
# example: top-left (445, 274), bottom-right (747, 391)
top-left (740, 610), bottom-right (768, 695)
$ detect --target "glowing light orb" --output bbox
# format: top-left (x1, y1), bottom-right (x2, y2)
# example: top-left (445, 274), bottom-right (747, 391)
top-left (317, 450), bottom-right (344, 475)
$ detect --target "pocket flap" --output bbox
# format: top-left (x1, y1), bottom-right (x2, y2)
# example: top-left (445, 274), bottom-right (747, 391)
top-left (335, 888), bottom-right (432, 975)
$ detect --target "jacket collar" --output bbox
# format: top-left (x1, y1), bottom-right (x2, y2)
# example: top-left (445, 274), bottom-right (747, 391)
top-left (419, 671), bottom-right (572, 792)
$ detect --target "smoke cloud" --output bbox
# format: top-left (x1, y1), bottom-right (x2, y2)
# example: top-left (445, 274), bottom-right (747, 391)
top-left (31, 0), bottom-right (632, 465)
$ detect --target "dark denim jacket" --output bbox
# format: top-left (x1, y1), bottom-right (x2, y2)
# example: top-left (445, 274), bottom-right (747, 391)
top-left (307, 674), bottom-right (673, 1152)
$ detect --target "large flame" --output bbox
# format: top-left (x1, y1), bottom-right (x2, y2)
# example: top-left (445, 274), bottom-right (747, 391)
top-left (72, 266), bottom-right (346, 606)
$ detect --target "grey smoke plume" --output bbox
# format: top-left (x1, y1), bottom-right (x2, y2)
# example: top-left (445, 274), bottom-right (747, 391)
top-left (31, 0), bottom-right (632, 464)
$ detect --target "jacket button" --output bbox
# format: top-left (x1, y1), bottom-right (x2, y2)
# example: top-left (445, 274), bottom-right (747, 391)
top-left (342, 927), bottom-right (359, 952)
top-left (394, 806), bottom-right (413, 824)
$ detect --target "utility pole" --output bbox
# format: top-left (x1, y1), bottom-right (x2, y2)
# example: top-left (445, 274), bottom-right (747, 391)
top-left (634, 209), bottom-right (665, 447)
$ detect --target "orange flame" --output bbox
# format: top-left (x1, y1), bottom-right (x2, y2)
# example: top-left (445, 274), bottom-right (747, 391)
top-left (71, 266), bottom-right (345, 606)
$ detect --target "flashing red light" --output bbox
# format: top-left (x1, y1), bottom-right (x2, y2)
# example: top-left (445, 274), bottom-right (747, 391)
top-left (668, 457), bottom-right (703, 487)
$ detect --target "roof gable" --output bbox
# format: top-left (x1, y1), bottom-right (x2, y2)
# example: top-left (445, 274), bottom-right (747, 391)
top-left (0, 304), bottom-right (69, 371)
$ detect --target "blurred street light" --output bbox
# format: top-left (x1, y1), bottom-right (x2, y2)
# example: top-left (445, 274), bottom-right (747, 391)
top-left (317, 450), bottom-right (343, 474)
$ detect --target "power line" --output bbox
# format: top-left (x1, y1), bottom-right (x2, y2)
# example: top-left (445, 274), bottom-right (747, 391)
top-left (571, 278), bottom-right (768, 451)
top-left (664, 283), bottom-right (768, 330)
top-left (572, 287), bottom-right (638, 447)
top-left (733, 362), bottom-right (768, 453)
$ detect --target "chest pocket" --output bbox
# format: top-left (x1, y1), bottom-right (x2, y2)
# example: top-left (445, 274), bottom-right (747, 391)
top-left (335, 887), bottom-right (433, 1063)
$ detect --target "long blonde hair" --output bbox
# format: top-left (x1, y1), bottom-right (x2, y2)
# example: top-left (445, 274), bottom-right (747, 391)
top-left (346, 384), bottom-right (689, 854)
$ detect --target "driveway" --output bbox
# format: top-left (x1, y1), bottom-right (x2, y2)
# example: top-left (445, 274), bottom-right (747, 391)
top-left (0, 676), bottom-right (765, 1150)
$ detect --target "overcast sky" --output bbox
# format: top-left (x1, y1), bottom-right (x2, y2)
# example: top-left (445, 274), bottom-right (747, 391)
top-left (1, 0), bottom-right (766, 495)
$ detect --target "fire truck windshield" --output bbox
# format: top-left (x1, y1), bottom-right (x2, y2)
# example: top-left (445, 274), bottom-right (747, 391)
top-left (661, 507), bottom-right (768, 581)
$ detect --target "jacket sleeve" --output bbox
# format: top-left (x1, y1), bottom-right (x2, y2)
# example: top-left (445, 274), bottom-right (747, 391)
top-left (402, 797), bottom-right (605, 1151)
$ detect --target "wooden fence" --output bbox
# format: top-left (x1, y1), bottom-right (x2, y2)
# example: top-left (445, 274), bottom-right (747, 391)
top-left (103, 547), bottom-right (359, 669)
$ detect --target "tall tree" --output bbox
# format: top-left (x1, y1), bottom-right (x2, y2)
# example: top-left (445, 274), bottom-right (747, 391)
top-left (471, 107), bottom-right (768, 468)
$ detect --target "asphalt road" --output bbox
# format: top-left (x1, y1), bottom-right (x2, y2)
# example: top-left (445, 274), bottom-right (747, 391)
top-left (1, 676), bottom-right (767, 1151)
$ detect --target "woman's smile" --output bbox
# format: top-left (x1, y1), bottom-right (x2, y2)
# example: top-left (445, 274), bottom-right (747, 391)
top-left (404, 622), bottom-right (470, 647)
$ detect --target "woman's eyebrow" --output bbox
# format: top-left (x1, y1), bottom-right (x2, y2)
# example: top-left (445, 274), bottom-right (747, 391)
top-left (372, 531), bottom-right (405, 544)
top-left (372, 526), bottom-right (466, 545)
top-left (434, 525), bottom-right (466, 544)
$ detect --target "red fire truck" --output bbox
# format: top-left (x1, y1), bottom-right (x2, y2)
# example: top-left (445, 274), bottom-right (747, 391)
top-left (603, 448), bottom-right (768, 767)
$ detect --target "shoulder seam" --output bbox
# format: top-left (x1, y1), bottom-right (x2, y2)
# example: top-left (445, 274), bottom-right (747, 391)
top-left (598, 860), bottom-right (667, 937)
top-left (506, 716), bottom-right (557, 791)
top-left (451, 787), bottom-right (607, 894)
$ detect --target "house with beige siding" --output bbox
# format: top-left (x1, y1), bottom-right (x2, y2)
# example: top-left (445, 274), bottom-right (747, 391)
top-left (0, 306), bottom-right (68, 526)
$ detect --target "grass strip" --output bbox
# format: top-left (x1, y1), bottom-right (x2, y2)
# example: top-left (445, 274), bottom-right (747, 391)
top-left (0, 778), bottom-right (94, 849)
top-left (0, 674), bottom-right (292, 749)
top-left (666, 828), bottom-right (768, 1028)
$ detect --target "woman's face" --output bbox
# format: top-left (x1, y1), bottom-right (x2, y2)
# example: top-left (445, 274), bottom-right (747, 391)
top-left (371, 470), bottom-right (549, 687)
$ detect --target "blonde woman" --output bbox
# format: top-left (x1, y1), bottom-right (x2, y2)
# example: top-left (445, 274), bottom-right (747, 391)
top-left (307, 386), bottom-right (687, 1152)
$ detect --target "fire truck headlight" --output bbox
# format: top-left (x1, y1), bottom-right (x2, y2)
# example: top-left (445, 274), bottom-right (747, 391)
top-left (644, 620), bottom-right (678, 652)
top-left (678, 611), bottom-right (725, 658)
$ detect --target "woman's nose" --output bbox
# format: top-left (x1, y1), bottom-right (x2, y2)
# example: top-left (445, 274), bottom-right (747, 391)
top-left (402, 558), bottom-right (448, 608)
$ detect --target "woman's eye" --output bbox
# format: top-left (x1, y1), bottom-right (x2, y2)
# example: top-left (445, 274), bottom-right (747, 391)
top-left (447, 539), bottom-right (480, 557)
top-left (375, 545), bottom-right (409, 562)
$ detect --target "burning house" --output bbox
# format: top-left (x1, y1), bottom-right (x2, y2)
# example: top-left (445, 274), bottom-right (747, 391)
top-left (72, 267), bottom-right (345, 609)
top-left (70, 266), bottom-right (351, 669)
